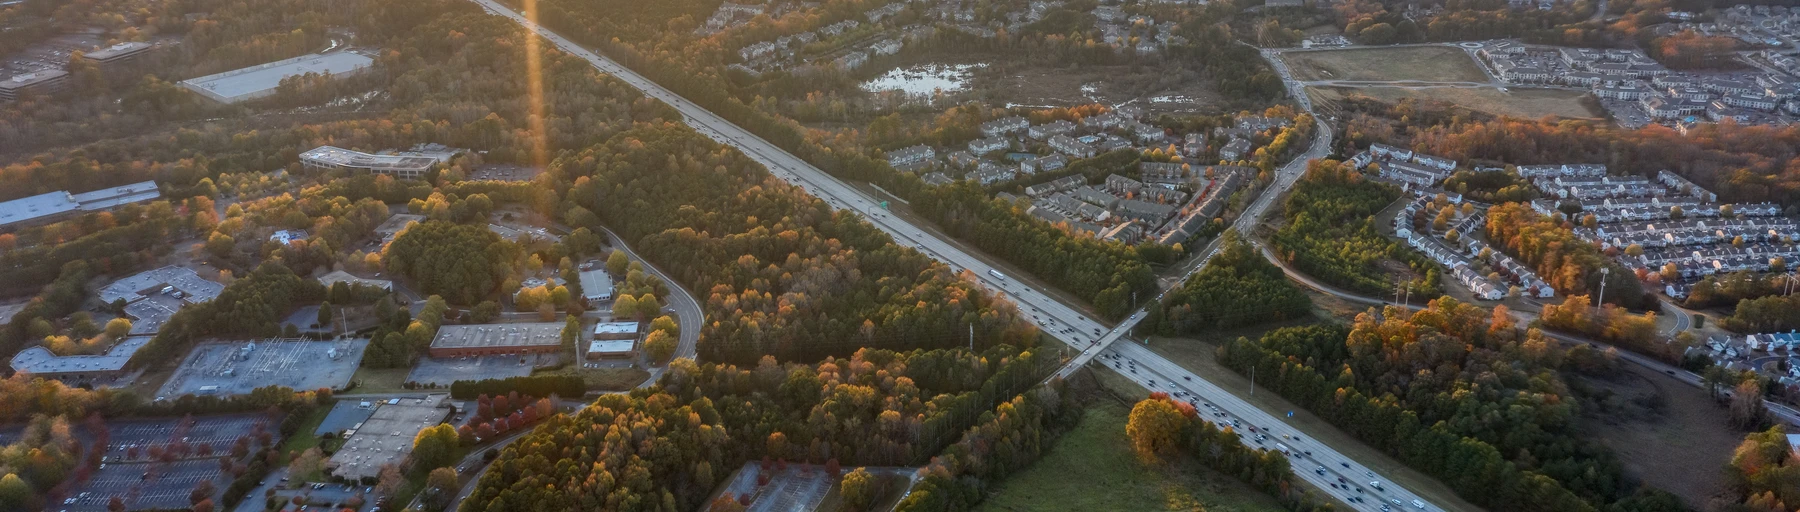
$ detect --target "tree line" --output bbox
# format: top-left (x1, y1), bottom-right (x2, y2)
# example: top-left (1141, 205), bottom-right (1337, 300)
top-left (1143, 233), bottom-right (1312, 335)
top-left (1217, 301), bottom-right (1688, 511)
top-left (461, 345), bottom-right (1057, 512)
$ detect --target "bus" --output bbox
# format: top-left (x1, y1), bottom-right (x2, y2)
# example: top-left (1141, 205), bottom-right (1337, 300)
top-left (988, 269), bottom-right (1007, 280)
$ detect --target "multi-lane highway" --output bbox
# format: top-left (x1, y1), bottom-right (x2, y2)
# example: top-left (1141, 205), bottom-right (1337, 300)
top-left (469, 0), bottom-right (1441, 509)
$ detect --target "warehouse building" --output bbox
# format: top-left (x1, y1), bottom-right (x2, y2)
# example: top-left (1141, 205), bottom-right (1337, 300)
top-left (585, 339), bottom-right (636, 360)
top-left (180, 51), bottom-right (373, 104)
top-left (327, 394), bottom-right (451, 482)
top-left (9, 336), bottom-right (151, 387)
top-left (0, 180), bottom-right (162, 232)
top-left (427, 323), bottom-right (565, 358)
top-left (0, 69), bottom-right (67, 102)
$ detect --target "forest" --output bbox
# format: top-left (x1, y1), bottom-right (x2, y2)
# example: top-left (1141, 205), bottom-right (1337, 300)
top-left (1217, 301), bottom-right (1688, 512)
top-left (559, 124), bottom-right (1040, 364)
top-left (1143, 234), bottom-right (1312, 335)
top-left (912, 180), bottom-right (1159, 321)
top-left (1485, 203), bottom-right (1651, 309)
top-left (460, 345), bottom-right (1057, 512)
top-left (1717, 426), bottom-right (1800, 512)
top-left (1271, 159), bottom-right (1436, 297)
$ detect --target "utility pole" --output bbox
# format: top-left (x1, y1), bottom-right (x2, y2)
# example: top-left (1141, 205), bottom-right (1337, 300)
top-left (968, 323), bottom-right (974, 352)
top-left (1250, 366), bottom-right (1255, 397)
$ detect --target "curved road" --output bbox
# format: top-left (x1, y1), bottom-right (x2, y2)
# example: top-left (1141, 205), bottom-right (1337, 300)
top-left (590, 226), bottom-right (704, 387)
top-left (467, 1), bottom-right (1438, 509)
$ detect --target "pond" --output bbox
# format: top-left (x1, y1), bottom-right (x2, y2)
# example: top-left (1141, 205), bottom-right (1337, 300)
top-left (861, 63), bottom-right (987, 97)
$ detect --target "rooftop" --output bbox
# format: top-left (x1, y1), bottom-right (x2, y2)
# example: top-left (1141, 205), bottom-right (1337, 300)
top-left (588, 339), bottom-right (635, 355)
top-left (181, 52), bottom-right (373, 103)
top-left (317, 270), bottom-right (393, 291)
top-left (577, 270), bottom-right (613, 300)
top-left (84, 42), bottom-right (153, 61)
top-left (0, 69), bottom-right (68, 91)
top-left (593, 322), bottom-right (639, 336)
top-left (98, 266), bottom-right (225, 306)
top-left (300, 146), bottom-right (438, 173)
top-left (430, 323), bottom-right (565, 350)
top-left (10, 336), bottom-right (151, 375)
top-left (328, 394), bottom-right (449, 481)
top-left (0, 180), bottom-right (160, 228)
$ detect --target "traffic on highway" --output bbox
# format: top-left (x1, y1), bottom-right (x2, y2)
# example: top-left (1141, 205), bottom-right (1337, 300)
top-left (472, 0), bottom-right (1442, 508)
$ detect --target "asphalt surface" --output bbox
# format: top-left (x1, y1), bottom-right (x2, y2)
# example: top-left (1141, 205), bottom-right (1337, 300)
top-left (468, 2), bottom-right (1442, 509)
top-left (592, 226), bottom-right (705, 387)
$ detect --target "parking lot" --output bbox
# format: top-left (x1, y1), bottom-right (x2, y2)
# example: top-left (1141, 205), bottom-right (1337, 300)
top-left (405, 354), bottom-right (544, 386)
top-left (159, 338), bottom-right (368, 398)
top-left (61, 459), bottom-right (225, 511)
top-left (469, 164), bottom-right (543, 182)
top-left (103, 414), bottom-right (268, 461)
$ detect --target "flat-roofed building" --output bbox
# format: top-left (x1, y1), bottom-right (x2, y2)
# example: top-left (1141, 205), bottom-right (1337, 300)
top-left (317, 270), bottom-right (393, 291)
top-left (428, 323), bottom-right (565, 357)
top-left (585, 339), bottom-right (635, 360)
top-left (592, 322), bottom-right (640, 340)
top-left (0, 69), bottom-right (68, 102)
top-left (578, 270), bottom-right (614, 302)
top-left (181, 51), bottom-right (373, 104)
top-left (328, 394), bottom-right (451, 482)
top-left (84, 42), bottom-right (156, 69)
top-left (1, 180), bottom-right (165, 231)
top-left (299, 146), bottom-right (442, 180)
top-left (9, 336), bottom-right (150, 387)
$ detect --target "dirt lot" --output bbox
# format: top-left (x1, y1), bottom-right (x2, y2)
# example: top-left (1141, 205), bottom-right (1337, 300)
top-left (1309, 86), bottom-right (1600, 120)
top-left (1284, 46), bottom-right (1488, 83)
top-left (1571, 364), bottom-right (1745, 507)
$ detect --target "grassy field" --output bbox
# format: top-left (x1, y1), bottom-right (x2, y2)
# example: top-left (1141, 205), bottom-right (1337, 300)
top-left (974, 397), bottom-right (1287, 512)
top-left (1143, 329), bottom-right (1488, 512)
top-left (279, 406), bottom-right (333, 454)
top-left (1310, 86), bottom-right (1599, 120)
top-left (1574, 364), bottom-right (1742, 506)
top-left (1284, 46), bottom-right (1487, 83)
top-left (347, 367), bottom-right (414, 393)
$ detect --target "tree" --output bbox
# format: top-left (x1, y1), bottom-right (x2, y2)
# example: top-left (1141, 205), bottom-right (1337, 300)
top-left (412, 424), bottom-right (461, 471)
top-left (613, 295), bottom-right (638, 320)
top-left (424, 467), bottom-right (459, 511)
top-left (472, 301), bottom-right (501, 323)
top-left (0, 474), bottom-right (31, 511)
top-left (287, 448), bottom-right (324, 484)
top-left (1126, 397), bottom-right (1188, 461)
top-left (192, 499), bottom-right (215, 512)
top-left (840, 468), bottom-right (877, 512)
top-left (645, 330), bottom-right (676, 364)
top-left (561, 315), bottom-right (582, 347)
top-left (606, 249), bottom-right (629, 275)
top-left (635, 293), bottom-right (662, 319)
top-left (376, 464), bottom-right (404, 495)
top-left (317, 302), bottom-right (334, 327)
top-left (1731, 379), bottom-right (1770, 430)
top-left (383, 221), bottom-right (516, 304)
top-left (104, 317), bottom-right (132, 339)
top-left (190, 479), bottom-right (217, 504)
top-left (650, 315), bottom-right (678, 335)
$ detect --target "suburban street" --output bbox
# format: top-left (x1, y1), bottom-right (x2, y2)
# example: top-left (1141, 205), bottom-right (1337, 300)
top-left (468, 0), bottom-right (1437, 508)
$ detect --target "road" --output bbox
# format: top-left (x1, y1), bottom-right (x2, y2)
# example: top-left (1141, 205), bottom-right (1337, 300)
top-left (592, 226), bottom-right (704, 387)
top-left (470, 0), bottom-right (1438, 509)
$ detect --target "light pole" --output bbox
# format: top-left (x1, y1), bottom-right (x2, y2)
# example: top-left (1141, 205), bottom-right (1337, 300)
top-left (1595, 267), bottom-right (1610, 314)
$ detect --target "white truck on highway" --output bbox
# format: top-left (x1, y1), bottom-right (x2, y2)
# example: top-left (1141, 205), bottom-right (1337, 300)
top-left (989, 269), bottom-right (1006, 280)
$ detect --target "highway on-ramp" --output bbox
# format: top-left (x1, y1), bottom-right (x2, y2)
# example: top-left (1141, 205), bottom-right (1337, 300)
top-left (468, 0), bottom-right (1439, 509)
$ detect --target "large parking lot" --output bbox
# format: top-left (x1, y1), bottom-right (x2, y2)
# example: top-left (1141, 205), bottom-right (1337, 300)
top-left (102, 414), bottom-right (268, 461)
top-left (158, 338), bottom-right (367, 398)
top-left (405, 354), bottom-right (545, 386)
top-left (60, 459), bottom-right (225, 511)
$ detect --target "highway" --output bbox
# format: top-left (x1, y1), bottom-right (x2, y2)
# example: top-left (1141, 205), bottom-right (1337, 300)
top-left (469, 0), bottom-right (1442, 509)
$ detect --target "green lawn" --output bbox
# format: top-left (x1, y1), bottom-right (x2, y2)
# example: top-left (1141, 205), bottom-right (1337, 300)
top-left (279, 406), bottom-right (333, 454)
top-left (349, 367), bottom-right (412, 393)
top-left (975, 400), bottom-right (1287, 512)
